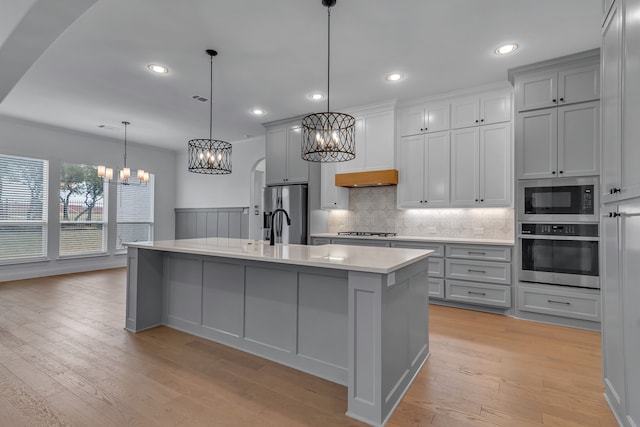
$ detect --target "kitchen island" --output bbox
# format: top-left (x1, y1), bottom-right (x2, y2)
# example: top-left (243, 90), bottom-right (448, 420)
top-left (125, 238), bottom-right (432, 426)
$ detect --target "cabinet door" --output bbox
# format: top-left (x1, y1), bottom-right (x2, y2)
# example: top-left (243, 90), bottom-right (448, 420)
top-left (450, 127), bottom-right (479, 206)
top-left (601, 1), bottom-right (622, 202)
top-left (558, 63), bottom-right (600, 105)
top-left (515, 70), bottom-right (557, 111)
top-left (336, 119), bottom-right (366, 173)
top-left (516, 109), bottom-right (558, 179)
top-left (265, 127), bottom-right (287, 185)
top-left (450, 96), bottom-right (479, 129)
top-left (557, 101), bottom-right (600, 177)
top-left (480, 91), bottom-right (511, 125)
top-left (320, 163), bottom-right (348, 210)
top-left (398, 105), bottom-right (425, 136)
top-left (285, 126), bottom-right (309, 183)
top-left (621, 198), bottom-right (640, 426)
top-left (424, 131), bottom-right (450, 206)
top-left (397, 135), bottom-right (425, 208)
top-left (479, 123), bottom-right (511, 207)
top-left (363, 111), bottom-right (395, 171)
top-left (425, 102), bottom-right (450, 133)
top-left (622, 0), bottom-right (640, 200)
top-left (601, 206), bottom-right (626, 414)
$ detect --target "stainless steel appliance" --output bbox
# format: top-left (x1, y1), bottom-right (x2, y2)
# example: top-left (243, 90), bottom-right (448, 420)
top-left (263, 184), bottom-right (307, 244)
top-left (518, 177), bottom-right (598, 222)
top-left (518, 223), bottom-right (599, 289)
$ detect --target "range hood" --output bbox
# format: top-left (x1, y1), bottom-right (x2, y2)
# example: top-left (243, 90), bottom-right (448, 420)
top-left (335, 169), bottom-right (398, 188)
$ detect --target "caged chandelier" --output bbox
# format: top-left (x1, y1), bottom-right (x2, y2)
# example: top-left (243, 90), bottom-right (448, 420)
top-left (188, 49), bottom-right (232, 174)
top-left (301, 0), bottom-right (356, 163)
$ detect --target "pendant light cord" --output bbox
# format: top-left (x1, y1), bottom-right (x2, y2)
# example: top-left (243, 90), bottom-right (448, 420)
top-left (209, 53), bottom-right (213, 141)
top-left (326, 5), bottom-right (331, 113)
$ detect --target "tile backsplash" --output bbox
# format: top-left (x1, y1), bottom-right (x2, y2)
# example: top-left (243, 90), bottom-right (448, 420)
top-left (327, 186), bottom-right (514, 240)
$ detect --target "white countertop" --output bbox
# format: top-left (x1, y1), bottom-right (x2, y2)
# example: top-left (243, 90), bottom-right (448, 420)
top-left (126, 238), bottom-right (433, 274)
top-left (311, 233), bottom-right (514, 246)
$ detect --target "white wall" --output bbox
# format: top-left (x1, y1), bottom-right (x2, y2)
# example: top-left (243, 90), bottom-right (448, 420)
top-left (0, 114), bottom-right (177, 280)
top-left (175, 136), bottom-right (265, 208)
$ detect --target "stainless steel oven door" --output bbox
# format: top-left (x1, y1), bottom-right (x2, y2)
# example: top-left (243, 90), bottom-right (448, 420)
top-left (519, 235), bottom-right (600, 289)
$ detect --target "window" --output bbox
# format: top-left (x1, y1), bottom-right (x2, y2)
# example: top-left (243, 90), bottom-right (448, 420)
top-left (0, 154), bottom-right (49, 262)
top-left (59, 163), bottom-right (107, 257)
top-left (116, 171), bottom-right (154, 251)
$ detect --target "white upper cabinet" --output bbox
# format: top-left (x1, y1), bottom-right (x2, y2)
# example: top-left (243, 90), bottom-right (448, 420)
top-left (451, 123), bottom-right (511, 207)
top-left (516, 101), bottom-right (599, 179)
top-left (451, 91), bottom-right (511, 129)
top-left (515, 62), bottom-right (600, 112)
top-left (320, 162), bottom-right (348, 210)
top-left (397, 132), bottom-right (450, 208)
top-left (265, 119), bottom-right (309, 186)
top-left (336, 105), bottom-right (395, 174)
top-left (398, 102), bottom-right (450, 137)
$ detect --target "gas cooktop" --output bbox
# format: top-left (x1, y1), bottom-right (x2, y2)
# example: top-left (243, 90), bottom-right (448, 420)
top-left (337, 231), bottom-right (397, 237)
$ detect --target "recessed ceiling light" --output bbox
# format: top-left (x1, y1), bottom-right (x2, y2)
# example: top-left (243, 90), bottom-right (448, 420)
top-left (385, 72), bottom-right (405, 82)
top-left (308, 92), bottom-right (325, 101)
top-left (494, 44), bottom-right (518, 55)
top-left (250, 108), bottom-right (266, 116)
top-left (148, 64), bottom-right (169, 74)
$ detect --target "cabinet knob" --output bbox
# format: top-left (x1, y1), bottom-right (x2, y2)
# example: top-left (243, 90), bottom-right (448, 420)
top-left (552, 171), bottom-right (556, 175)
top-left (475, 199), bottom-right (479, 202)
top-left (609, 212), bottom-right (621, 218)
top-left (559, 170), bottom-right (564, 174)
top-left (560, 97), bottom-right (565, 102)
top-left (480, 199), bottom-right (484, 202)
top-left (420, 128), bottom-right (424, 132)
top-left (475, 120), bottom-right (479, 123)
top-left (552, 99), bottom-right (557, 103)
top-left (480, 119), bottom-right (484, 122)
top-left (611, 188), bottom-right (621, 194)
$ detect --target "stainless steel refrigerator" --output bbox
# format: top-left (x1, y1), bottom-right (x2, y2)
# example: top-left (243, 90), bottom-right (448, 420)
top-left (263, 184), bottom-right (308, 244)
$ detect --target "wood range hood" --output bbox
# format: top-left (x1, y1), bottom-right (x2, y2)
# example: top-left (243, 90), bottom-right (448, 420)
top-left (334, 169), bottom-right (398, 188)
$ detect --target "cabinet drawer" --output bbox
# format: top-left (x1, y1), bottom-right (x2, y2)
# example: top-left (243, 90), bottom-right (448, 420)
top-left (446, 245), bottom-right (511, 262)
top-left (517, 285), bottom-right (601, 321)
top-left (428, 277), bottom-right (444, 299)
top-left (445, 259), bottom-right (511, 285)
top-left (390, 242), bottom-right (445, 257)
top-left (428, 258), bottom-right (444, 278)
top-left (446, 280), bottom-right (511, 308)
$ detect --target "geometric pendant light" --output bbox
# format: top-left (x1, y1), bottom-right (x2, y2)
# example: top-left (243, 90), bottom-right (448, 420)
top-left (301, 0), bottom-right (356, 163)
top-left (187, 49), bottom-right (232, 174)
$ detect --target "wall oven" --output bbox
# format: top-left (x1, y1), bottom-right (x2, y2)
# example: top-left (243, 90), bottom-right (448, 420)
top-left (518, 223), bottom-right (599, 289)
top-left (518, 177), bottom-right (598, 222)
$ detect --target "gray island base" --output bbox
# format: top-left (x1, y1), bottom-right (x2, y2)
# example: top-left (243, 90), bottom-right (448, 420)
top-left (125, 238), bottom-right (432, 426)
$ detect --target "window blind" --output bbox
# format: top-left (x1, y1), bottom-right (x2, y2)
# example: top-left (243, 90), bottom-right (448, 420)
top-left (0, 154), bottom-right (49, 262)
top-left (59, 163), bottom-right (107, 257)
top-left (116, 172), bottom-right (154, 251)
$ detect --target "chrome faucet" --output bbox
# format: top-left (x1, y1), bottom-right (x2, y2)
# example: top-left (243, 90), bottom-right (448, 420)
top-left (269, 208), bottom-right (291, 246)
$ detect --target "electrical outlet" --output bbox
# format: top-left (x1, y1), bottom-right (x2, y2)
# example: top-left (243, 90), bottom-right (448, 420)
top-left (473, 227), bottom-right (484, 236)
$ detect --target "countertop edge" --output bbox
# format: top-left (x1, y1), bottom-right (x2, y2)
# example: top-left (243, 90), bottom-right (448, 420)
top-left (311, 233), bottom-right (515, 246)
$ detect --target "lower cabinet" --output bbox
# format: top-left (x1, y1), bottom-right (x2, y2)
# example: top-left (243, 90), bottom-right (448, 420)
top-left (446, 280), bottom-right (511, 308)
top-left (517, 283), bottom-right (600, 322)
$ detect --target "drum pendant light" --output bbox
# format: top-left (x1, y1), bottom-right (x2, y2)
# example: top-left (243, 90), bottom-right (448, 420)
top-left (301, 0), bottom-right (356, 163)
top-left (188, 49), bottom-right (232, 174)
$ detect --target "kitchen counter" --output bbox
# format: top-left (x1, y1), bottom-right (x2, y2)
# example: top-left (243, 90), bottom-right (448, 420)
top-left (127, 237), bottom-right (432, 274)
top-left (125, 238), bottom-right (432, 426)
top-left (311, 233), bottom-right (515, 246)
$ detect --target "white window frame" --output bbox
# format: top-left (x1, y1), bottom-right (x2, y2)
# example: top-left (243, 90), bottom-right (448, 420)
top-left (116, 172), bottom-right (154, 253)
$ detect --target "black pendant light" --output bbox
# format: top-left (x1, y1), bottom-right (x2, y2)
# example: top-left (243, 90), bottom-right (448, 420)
top-left (301, 0), bottom-right (356, 163)
top-left (188, 49), bottom-right (232, 174)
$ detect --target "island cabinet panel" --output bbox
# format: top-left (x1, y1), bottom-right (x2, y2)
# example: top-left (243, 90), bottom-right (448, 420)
top-left (126, 247), bottom-right (163, 332)
top-left (202, 261), bottom-right (244, 337)
top-left (167, 256), bottom-right (204, 327)
top-left (298, 273), bottom-right (348, 370)
top-left (245, 266), bottom-right (298, 353)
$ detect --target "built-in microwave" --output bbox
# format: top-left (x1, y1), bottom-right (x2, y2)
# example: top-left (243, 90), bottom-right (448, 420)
top-left (518, 177), bottom-right (598, 222)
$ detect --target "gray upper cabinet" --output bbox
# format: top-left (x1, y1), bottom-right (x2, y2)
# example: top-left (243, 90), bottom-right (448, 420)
top-left (514, 61), bottom-right (600, 112)
top-left (265, 118), bottom-right (309, 186)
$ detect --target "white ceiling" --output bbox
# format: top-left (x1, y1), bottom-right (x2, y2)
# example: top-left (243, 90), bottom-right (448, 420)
top-left (0, 0), bottom-right (602, 150)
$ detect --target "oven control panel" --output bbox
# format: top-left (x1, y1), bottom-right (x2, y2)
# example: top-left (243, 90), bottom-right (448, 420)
top-left (521, 223), bottom-right (599, 237)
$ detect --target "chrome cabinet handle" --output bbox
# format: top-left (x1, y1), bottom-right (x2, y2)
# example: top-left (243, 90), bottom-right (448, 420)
top-left (468, 291), bottom-right (486, 296)
top-left (548, 299), bottom-right (571, 305)
top-left (468, 251), bottom-right (486, 256)
top-left (467, 269), bottom-right (486, 274)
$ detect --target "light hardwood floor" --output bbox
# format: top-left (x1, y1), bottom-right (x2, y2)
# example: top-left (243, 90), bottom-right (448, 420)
top-left (0, 269), bottom-right (617, 427)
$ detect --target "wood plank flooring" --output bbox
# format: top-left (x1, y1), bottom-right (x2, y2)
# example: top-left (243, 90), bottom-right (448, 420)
top-left (0, 269), bottom-right (617, 426)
